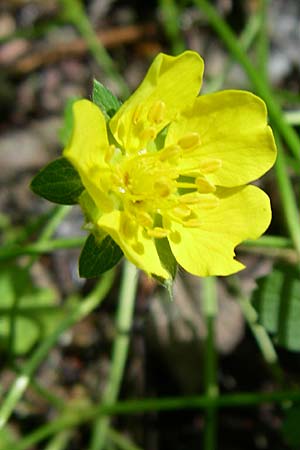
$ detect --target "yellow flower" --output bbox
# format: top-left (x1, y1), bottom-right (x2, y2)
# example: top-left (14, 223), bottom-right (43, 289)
top-left (64, 51), bottom-right (277, 279)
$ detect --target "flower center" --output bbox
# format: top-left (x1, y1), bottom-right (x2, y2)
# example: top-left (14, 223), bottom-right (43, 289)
top-left (102, 132), bottom-right (222, 240)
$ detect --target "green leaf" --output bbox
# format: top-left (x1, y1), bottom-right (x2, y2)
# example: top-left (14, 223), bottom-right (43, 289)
top-left (282, 405), bottom-right (300, 448)
top-left (79, 234), bottom-right (123, 278)
top-left (30, 157), bottom-right (84, 205)
top-left (92, 79), bottom-right (122, 120)
top-left (252, 262), bottom-right (300, 351)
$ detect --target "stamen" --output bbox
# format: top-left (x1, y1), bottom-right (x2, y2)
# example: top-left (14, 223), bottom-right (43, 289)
top-left (154, 177), bottom-right (172, 197)
top-left (196, 196), bottom-right (220, 209)
top-left (195, 177), bottom-right (216, 193)
top-left (179, 193), bottom-right (203, 204)
top-left (147, 227), bottom-right (169, 238)
top-left (178, 132), bottom-right (201, 150)
top-left (199, 158), bottom-right (222, 173)
top-left (132, 103), bottom-right (143, 125)
top-left (184, 219), bottom-right (203, 228)
top-left (137, 212), bottom-right (153, 228)
top-left (140, 126), bottom-right (156, 142)
top-left (132, 241), bottom-right (144, 254)
top-left (104, 145), bottom-right (116, 164)
top-left (159, 144), bottom-right (181, 161)
top-left (147, 100), bottom-right (166, 124)
top-left (120, 214), bottom-right (137, 239)
top-left (172, 205), bottom-right (191, 218)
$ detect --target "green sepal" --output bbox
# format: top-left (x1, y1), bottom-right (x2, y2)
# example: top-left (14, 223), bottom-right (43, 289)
top-left (155, 237), bottom-right (177, 280)
top-left (79, 233), bottom-right (123, 278)
top-left (92, 79), bottom-right (122, 120)
top-left (252, 262), bottom-right (300, 352)
top-left (30, 157), bottom-right (84, 205)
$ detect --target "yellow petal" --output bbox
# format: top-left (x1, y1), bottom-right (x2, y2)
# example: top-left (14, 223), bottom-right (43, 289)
top-left (97, 210), bottom-right (170, 279)
top-left (110, 51), bottom-right (204, 152)
top-left (166, 90), bottom-right (277, 186)
top-left (167, 185), bottom-right (271, 276)
top-left (63, 99), bottom-right (113, 212)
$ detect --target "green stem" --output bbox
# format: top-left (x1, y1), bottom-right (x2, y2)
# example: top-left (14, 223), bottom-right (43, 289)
top-left (107, 428), bottom-right (143, 450)
top-left (243, 235), bottom-right (292, 249)
top-left (43, 430), bottom-right (73, 450)
top-left (8, 390), bottom-right (300, 450)
top-left (256, 0), bottom-right (269, 83)
top-left (0, 237), bottom-right (85, 261)
top-left (7, 206), bottom-right (70, 362)
top-left (89, 262), bottom-right (138, 450)
top-left (195, 0), bottom-right (300, 161)
top-left (238, 296), bottom-right (283, 383)
top-left (274, 133), bottom-right (300, 255)
top-left (204, 6), bottom-right (263, 93)
top-left (0, 270), bottom-right (115, 430)
top-left (202, 277), bottom-right (218, 450)
top-left (159, 0), bottom-right (185, 54)
top-left (59, 0), bottom-right (129, 98)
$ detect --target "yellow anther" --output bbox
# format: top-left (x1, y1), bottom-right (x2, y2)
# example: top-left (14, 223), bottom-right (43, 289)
top-left (104, 145), bottom-right (116, 164)
top-left (199, 158), bottom-right (222, 174)
top-left (197, 196), bottom-right (220, 209)
top-left (120, 214), bottom-right (137, 239)
top-left (147, 100), bottom-right (166, 124)
top-left (132, 241), bottom-right (144, 254)
top-left (195, 177), bottom-right (216, 193)
top-left (137, 212), bottom-right (154, 228)
top-left (169, 230), bottom-right (181, 243)
top-left (159, 144), bottom-right (181, 161)
top-left (172, 205), bottom-right (191, 218)
top-left (140, 126), bottom-right (157, 142)
top-left (154, 177), bottom-right (172, 197)
top-left (179, 193), bottom-right (202, 204)
top-left (147, 227), bottom-right (169, 238)
top-left (178, 132), bottom-right (201, 150)
top-left (184, 219), bottom-right (203, 228)
top-left (132, 103), bottom-right (143, 125)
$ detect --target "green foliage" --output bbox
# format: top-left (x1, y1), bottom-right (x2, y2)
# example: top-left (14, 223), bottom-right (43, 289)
top-left (252, 263), bottom-right (300, 352)
top-left (92, 79), bottom-right (122, 120)
top-left (0, 265), bottom-right (61, 355)
top-left (155, 237), bottom-right (177, 280)
top-left (30, 157), bottom-right (84, 205)
top-left (79, 234), bottom-right (123, 278)
top-left (282, 405), bottom-right (300, 448)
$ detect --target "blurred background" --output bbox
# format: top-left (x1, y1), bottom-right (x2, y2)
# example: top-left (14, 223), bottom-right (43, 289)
top-left (1, 1), bottom-right (300, 449)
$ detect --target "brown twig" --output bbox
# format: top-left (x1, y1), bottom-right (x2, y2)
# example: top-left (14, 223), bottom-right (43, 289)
top-left (5, 23), bottom-right (157, 75)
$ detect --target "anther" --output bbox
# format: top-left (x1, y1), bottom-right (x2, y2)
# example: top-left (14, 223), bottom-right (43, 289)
top-left (195, 177), bottom-right (216, 193)
top-left (184, 219), bottom-right (203, 228)
top-left (154, 178), bottom-right (172, 197)
top-left (140, 126), bottom-right (156, 142)
top-left (147, 100), bottom-right (166, 124)
top-left (196, 196), bottom-right (220, 209)
top-left (132, 103), bottom-right (143, 125)
top-left (159, 144), bottom-right (181, 161)
top-left (137, 212), bottom-right (153, 228)
top-left (104, 145), bottom-right (116, 164)
top-left (172, 205), bottom-right (191, 218)
top-left (147, 227), bottom-right (169, 238)
top-left (199, 158), bottom-right (222, 174)
top-left (120, 215), bottom-right (137, 239)
top-left (178, 132), bottom-right (201, 150)
top-left (179, 193), bottom-right (202, 204)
